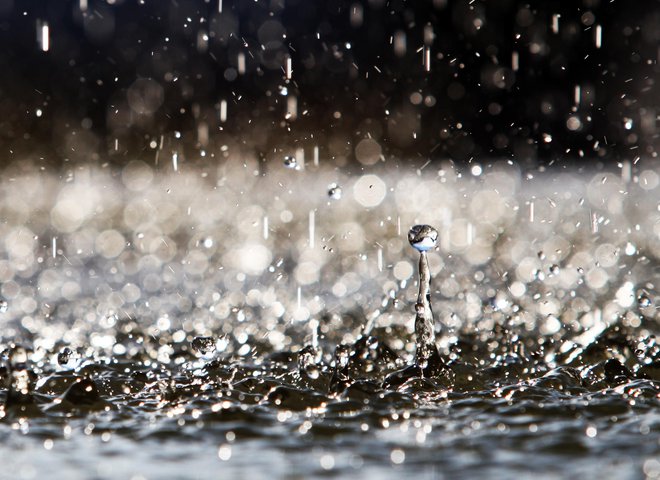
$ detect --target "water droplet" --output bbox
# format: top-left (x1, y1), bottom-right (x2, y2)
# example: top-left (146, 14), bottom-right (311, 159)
top-left (57, 347), bottom-right (73, 365)
top-left (283, 155), bottom-right (298, 169)
top-left (327, 183), bottom-right (342, 200)
top-left (408, 224), bottom-right (438, 252)
top-left (537, 251), bottom-right (546, 260)
top-left (0, 300), bottom-right (7, 313)
top-left (549, 264), bottom-right (559, 275)
top-left (191, 336), bottom-right (216, 355)
top-left (624, 242), bottom-right (637, 256)
top-left (577, 267), bottom-right (584, 275)
top-left (638, 295), bottom-right (652, 308)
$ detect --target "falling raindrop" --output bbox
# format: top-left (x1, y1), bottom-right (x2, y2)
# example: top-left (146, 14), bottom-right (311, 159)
top-left (283, 156), bottom-right (298, 169)
top-left (327, 183), bottom-right (342, 200)
top-left (638, 295), bottom-right (652, 308)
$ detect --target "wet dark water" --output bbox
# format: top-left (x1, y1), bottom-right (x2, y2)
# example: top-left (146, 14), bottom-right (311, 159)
top-left (0, 161), bottom-right (659, 479)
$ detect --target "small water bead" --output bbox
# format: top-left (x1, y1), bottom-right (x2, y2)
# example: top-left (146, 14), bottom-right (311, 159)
top-left (191, 336), bottom-right (216, 355)
top-left (57, 347), bottom-right (73, 366)
top-left (638, 295), bottom-right (652, 308)
top-left (0, 300), bottom-right (7, 313)
top-left (327, 183), bottom-right (342, 200)
top-left (283, 155), bottom-right (298, 169)
top-left (549, 264), bottom-right (560, 276)
top-left (408, 224), bottom-right (438, 252)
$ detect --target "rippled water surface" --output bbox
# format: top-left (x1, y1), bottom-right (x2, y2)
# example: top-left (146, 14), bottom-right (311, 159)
top-left (0, 160), bottom-right (659, 479)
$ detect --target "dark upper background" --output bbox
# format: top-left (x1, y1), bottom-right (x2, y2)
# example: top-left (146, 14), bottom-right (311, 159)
top-left (0, 0), bottom-right (657, 170)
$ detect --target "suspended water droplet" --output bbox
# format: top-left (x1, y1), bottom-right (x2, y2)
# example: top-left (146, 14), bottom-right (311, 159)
top-left (57, 347), bottom-right (73, 366)
top-left (624, 242), bottom-right (636, 256)
top-left (638, 295), bottom-right (652, 308)
top-left (327, 183), bottom-right (342, 200)
top-left (283, 155), bottom-right (298, 169)
top-left (549, 264), bottom-right (560, 276)
top-left (408, 224), bottom-right (438, 252)
top-left (0, 300), bottom-right (7, 313)
top-left (191, 336), bottom-right (216, 355)
top-left (537, 251), bottom-right (546, 260)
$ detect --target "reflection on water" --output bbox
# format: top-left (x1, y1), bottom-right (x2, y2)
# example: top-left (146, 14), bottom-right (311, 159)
top-left (0, 159), bottom-right (658, 479)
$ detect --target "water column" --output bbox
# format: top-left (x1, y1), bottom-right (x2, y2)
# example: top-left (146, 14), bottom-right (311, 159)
top-left (408, 225), bottom-right (444, 376)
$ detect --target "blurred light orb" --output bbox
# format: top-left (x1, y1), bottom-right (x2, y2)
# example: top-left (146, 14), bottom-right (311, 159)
top-left (122, 161), bottom-right (154, 191)
top-left (127, 78), bottom-right (164, 115)
top-left (353, 174), bottom-right (386, 208)
top-left (355, 138), bottom-right (382, 165)
top-left (95, 230), bottom-right (126, 259)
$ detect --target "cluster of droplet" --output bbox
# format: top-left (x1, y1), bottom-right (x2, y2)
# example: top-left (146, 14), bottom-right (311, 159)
top-left (0, 160), bottom-right (656, 364)
top-left (0, 161), bottom-right (658, 478)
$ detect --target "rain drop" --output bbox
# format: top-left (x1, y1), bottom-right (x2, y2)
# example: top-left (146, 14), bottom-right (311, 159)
top-left (638, 295), bottom-right (652, 308)
top-left (327, 183), bottom-right (342, 200)
top-left (408, 224), bottom-right (438, 252)
top-left (57, 347), bottom-right (73, 366)
top-left (283, 156), bottom-right (298, 169)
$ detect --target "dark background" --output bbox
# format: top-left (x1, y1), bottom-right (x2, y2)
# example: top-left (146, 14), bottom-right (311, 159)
top-left (0, 0), bottom-right (657, 169)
